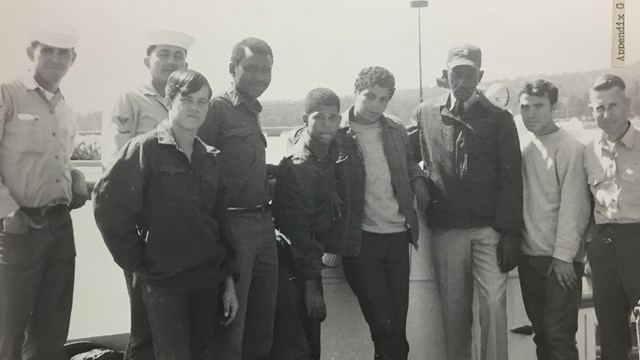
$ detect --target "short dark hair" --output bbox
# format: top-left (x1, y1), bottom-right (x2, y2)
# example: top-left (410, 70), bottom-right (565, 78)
top-left (518, 79), bottom-right (559, 106)
top-left (146, 45), bottom-right (187, 57)
top-left (354, 66), bottom-right (396, 98)
top-left (591, 74), bottom-right (626, 92)
top-left (304, 88), bottom-right (340, 114)
top-left (165, 69), bottom-right (212, 101)
top-left (230, 37), bottom-right (273, 67)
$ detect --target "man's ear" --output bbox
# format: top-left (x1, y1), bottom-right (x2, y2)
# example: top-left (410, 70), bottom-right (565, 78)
top-left (26, 46), bottom-right (35, 61)
top-left (478, 70), bottom-right (485, 82)
top-left (144, 57), bottom-right (150, 69)
top-left (184, 62), bottom-right (189, 69)
top-left (70, 50), bottom-right (77, 66)
top-left (228, 62), bottom-right (235, 76)
top-left (550, 102), bottom-right (558, 114)
top-left (302, 113), bottom-right (309, 125)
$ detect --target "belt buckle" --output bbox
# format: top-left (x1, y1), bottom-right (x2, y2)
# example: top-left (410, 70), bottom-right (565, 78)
top-left (603, 237), bottom-right (613, 244)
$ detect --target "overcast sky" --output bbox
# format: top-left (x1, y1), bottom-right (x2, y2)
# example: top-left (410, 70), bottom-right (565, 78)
top-left (0, 0), bottom-right (638, 112)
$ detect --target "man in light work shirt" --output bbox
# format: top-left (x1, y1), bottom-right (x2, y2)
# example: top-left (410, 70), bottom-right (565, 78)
top-left (99, 29), bottom-right (193, 360)
top-left (584, 74), bottom-right (640, 360)
top-left (198, 37), bottom-right (277, 360)
top-left (101, 29), bottom-right (194, 167)
top-left (518, 79), bottom-right (591, 360)
top-left (409, 44), bottom-right (522, 360)
top-left (0, 28), bottom-right (87, 359)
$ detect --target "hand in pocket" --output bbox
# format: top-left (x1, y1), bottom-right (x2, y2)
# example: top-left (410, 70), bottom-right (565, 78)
top-left (2, 211), bottom-right (30, 234)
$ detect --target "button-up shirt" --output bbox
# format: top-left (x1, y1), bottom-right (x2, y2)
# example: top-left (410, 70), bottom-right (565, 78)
top-left (272, 127), bottom-right (336, 280)
top-left (198, 88), bottom-right (270, 208)
top-left (93, 120), bottom-right (238, 287)
top-left (0, 76), bottom-right (77, 218)
top-left (101, 80), bottom-right (167, 167)
top-left (585, 123), bottom-right (640, 224)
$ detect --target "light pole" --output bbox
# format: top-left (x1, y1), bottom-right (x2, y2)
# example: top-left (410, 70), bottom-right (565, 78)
top-left (410, 0), bottom-right (428, 103)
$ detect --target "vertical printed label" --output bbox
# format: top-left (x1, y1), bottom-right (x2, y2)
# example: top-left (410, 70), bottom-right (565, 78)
top-left (612, 0), bottom-right (625, 68)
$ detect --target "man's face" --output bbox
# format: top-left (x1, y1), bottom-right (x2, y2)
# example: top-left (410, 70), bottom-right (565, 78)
top-left (304, 105), bottom-right (341, 144)
top-left (27, 43), bottom-right (76, 86)
top-left (145, 45), bottom-right (187, 82)
top-left (353, 85), bottom-right (392, 123)
top-left (519, 94), bottom-right (557, 137)
top-left (445, 65), bottom-right (483, 102)
top-left (590, 86), bottom-right (630, 140)
top-left (167, 86), bottom-right (211, 132)
top-left (231, 48), bottom-right (273, 101)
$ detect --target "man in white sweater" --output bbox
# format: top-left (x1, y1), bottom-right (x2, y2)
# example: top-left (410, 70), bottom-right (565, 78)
top-left (517, 79), bottom-right (591, 360)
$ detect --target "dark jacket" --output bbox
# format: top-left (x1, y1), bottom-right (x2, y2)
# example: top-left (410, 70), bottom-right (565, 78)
top-left (409, 92), bottom-right (523, 232)
top-left (329, 106), bottom-right (426, 257)
top-left (93, 121), bottom-right (238, 287)
top-left (272, 127), bottom-right (337, 280)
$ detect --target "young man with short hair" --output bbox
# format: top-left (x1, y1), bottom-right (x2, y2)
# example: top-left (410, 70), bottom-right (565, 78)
top-left (271, 87), bottom-right (342, 360)
top-left (101, 29), bottom-right (194, 167)
top-left (518, 79), bottom-right (591, 360)
top-left (331, 66), bottom-right (428, 360)
top-left (198, 37), bottom-right (278, 360)
top-left (0, 27), bottom-right (87, 359)
top-left (99, 29), bottom-right (194, 360)
top-left (584, 74), bottom-right (640, 360)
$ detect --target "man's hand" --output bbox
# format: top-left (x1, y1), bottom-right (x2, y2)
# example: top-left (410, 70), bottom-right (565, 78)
top-left (69, 169), bottom-right (88, 210)
top-left (411, 177), bottom-right (429, 211)
top-left (497, 231), bottom-right (520, 273)
top-left (221, 275), bottom-right (239, 326)
top-left (304, 280), bottom-right (326, 322)
top-left (547, 258), bottom-right (577, 290)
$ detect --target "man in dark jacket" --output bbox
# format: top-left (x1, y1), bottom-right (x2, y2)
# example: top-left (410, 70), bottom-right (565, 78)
top-left (409, 44), bottom-right (523, 360)
top-left (331, 66), bottom-right (428, 360)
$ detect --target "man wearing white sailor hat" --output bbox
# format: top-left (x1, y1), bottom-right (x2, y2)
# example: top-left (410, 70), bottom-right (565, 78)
top-left (99, 29), bottom-right (194, 360)
top-left (101, 29), bottom-right (195, 168)
top-left (0, 25), bottom-right (88, 360)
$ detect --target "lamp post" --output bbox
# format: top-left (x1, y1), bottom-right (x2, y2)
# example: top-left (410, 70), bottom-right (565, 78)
top-left (410, 0), bottom-right (428, 103)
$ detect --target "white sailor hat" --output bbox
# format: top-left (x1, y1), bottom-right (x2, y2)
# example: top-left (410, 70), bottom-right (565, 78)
top-left (31, 26), bottom-right (81, 49)
top-left (145, 30), bottom-right (195, 51)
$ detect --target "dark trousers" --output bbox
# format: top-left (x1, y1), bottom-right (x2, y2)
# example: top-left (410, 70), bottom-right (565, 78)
top-left (142, 281), bottom-right (222, 360)
top-left (587, 223), bottom-right (640, 360)
top-left (124, 271), bottom-right (154, 360)
top-left (0, 210), bottom-right (75, 360)
top-left (343, 231), bottom-right (411, 360)
top-left (271, 244), bottom-right (321, 360)
top-left (519, 255), bottom-right (584, 360)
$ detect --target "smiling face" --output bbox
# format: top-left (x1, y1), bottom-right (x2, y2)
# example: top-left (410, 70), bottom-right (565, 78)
top-left (519, 94), bottom-right (558, 137)
top-left (304, 105), bottom-right (341, 144)
top-left (445, 64), bottom-right (483, 102)
top-left (27, 43), bottom-right (76, 89)
top-left (590, 86), bottom-right (630, 141)
top-left (167, 86), bottom-right (211, 132)
top-left (231, 48), bottom-right (273, 101)
top-left (145, 45), bottom-right (187, 83)
top-left (353, 85), bottom-right (392, 124)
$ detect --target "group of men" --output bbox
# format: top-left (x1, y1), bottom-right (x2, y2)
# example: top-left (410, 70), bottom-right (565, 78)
top-left (0, 24), bottom-right (638, 360)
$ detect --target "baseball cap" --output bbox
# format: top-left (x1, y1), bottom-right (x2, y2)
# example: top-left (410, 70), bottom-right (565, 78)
top-left (447, 43), bottom-right (482, 70)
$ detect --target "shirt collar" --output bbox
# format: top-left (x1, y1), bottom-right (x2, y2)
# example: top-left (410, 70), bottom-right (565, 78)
top-left (23, 74), bottom-right (65, 101)
top-left (156, 120), bottom-right (220, 155)
top-left (447, 90), bottom-right (479, 111)
top-left (228, 86), bottom-right (262, 113)
top-left (598, 122), bottom-right (637, 150)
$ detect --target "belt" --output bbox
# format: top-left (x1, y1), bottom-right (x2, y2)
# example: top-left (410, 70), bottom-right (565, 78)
top-left (21, 204), bottom-right (69, 218)
top-left (227, 204), bottom-right (271, 213)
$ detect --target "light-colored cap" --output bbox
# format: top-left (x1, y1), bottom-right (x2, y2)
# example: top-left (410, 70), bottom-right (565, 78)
top-left (145, 29), bottom-right (195, 51)
top-left (31, 26), bottom-right (80, 49)
top-left (447, 43), bottom-right (482, 70)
